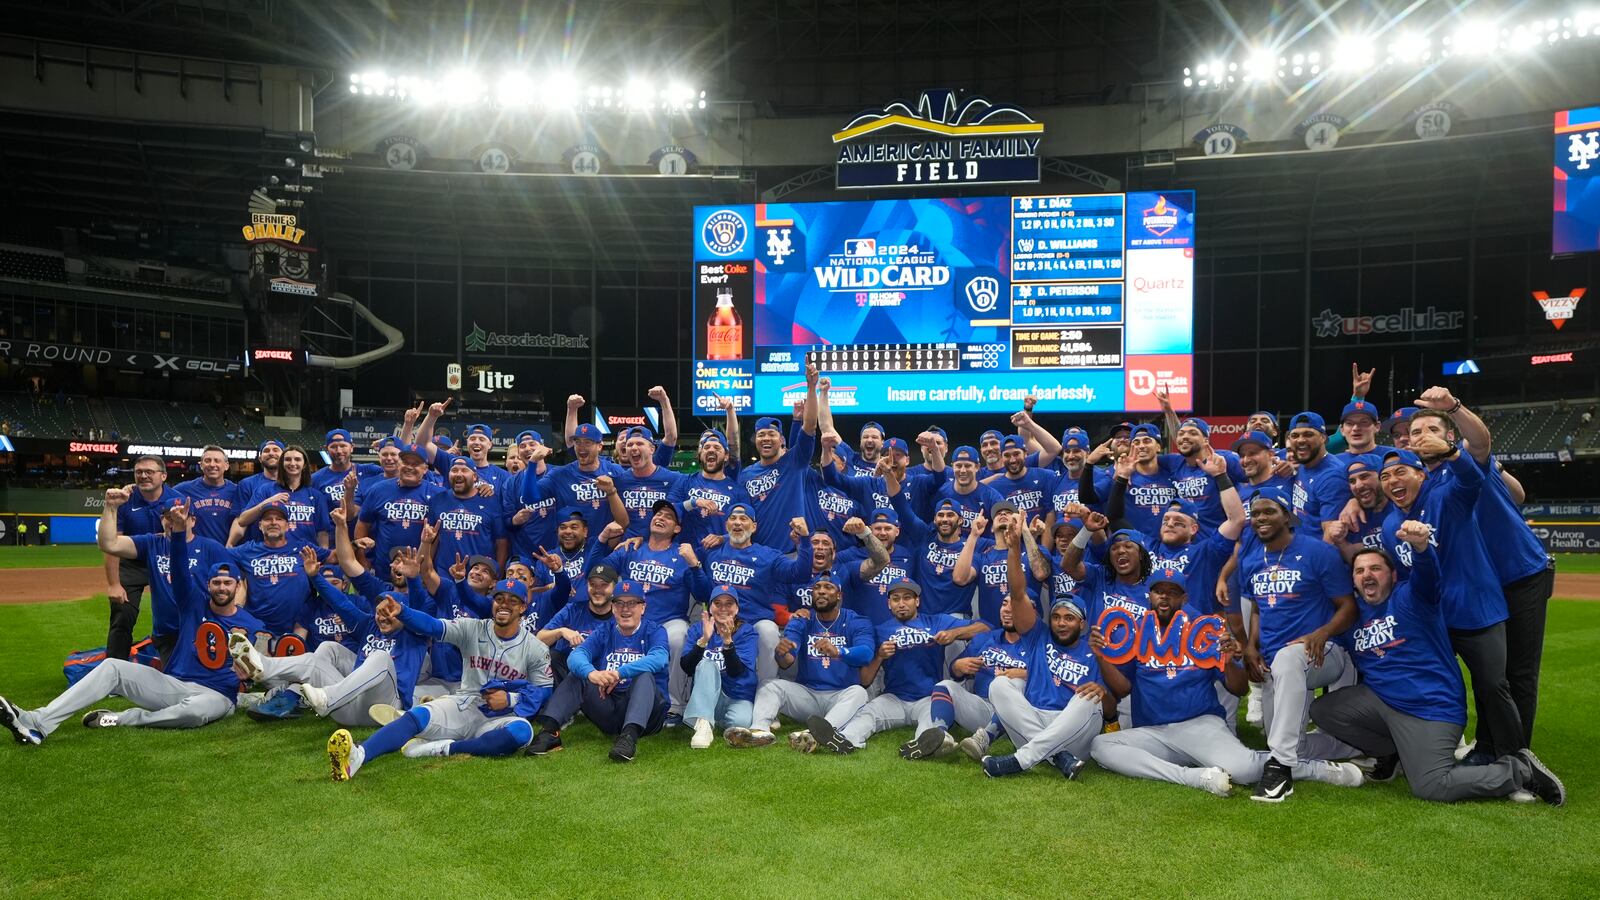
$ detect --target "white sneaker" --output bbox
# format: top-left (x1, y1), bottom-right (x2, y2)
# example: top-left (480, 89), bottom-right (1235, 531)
top-left (937, 732), bottom-right (959, 758)
top-left (1245, 688), bottom-right (1263, 727)
top-left (1325, 761), bottom-right (1365, 788)
top-left (228, 632), bottom-right (264, 681)
top-left (234, 691), bottom-right (267, 711)
top-left (690, 718), bottom-right (714, 749)
top-left (402, 739), bottom-right (452, 758)
top-left (788, 729), bottom-right (817, 754)
top-left (1508, 789), bottom-right (1538, 804)
top-left (368, 703), bottom-right (403, 725)
top-left (1197, 766), bottom-right (1233, 798)
top-left (295, 683), bottom-right (329, 717)
top-left (726, 728), bottom-right (775, 748)
top-left (1454, 738), bottom-right (1475, 761)
top-left (959, 730), bottom-right (992, 762)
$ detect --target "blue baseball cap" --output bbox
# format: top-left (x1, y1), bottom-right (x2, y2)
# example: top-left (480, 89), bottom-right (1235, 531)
top-left (1053, 517), bottom-right (1085, 533)
top-left (887, 578), bottom-right (922, 597)
top-left (1108, 528), bottom-right (1148, 550)
top-left (1250, 410), bottom-right (1277, 422)
top-left (376, 436), bottom-right (400, 451)
top-left (1149, 568), bottom-right (1188, 594)
top-left (466, 555), bottom-right (499, 577)
top-left (1340, 401), bottom-right (1381, 424)
top-left (435, 436), bottom-right (453, 449)
top-left (951, 445), bottom-right (979, 464)
top-left (726, 502), bottom-right (756, 519)
top-left (515, 429), bottom-right (543, 444)
top-left (754, 416), bottom-right (784, 434)
top-left (465, 423), bottom-right (493, 438)
top-left (810, 572), bottom-right (840, 589)
top-left (257, 500), bottom-right (289, 519)
top-left (448, 455), bottom-right (474, 472)
top-left (1346, 453), bottom-right (1383, 476)
top-left (1381, 448), bottom-right (1425, 473)
top-left (1061, 428), bottom-right (1090, 449)
top-left (1249, 486), bottom-right (1295, 517)
top-left (861, 421), bottom-right (885, 438)
top-left (710, 584), bottom-right (741, 603)
top-left (324, 428), bottom-right (352, 445)
top-left (1177, 417), bottom-right (1210, 436)
top-left (1165, 498), bottom-right (1201, 522)
top-left (258, 439), bottom-right (285, 452)
top-left (934, 498), bottom-right (961, 514)
top-left (1288, 411), bottom-right (1326, 433)
top-left (318, 563), bottom-right (343, 580)
top-left (698, 428), bottom-right (728, 449)
top-left (396, 441), bottom-right (427, 461)
top-left (491, 579), bottom-right (529, 603)
top-left (624, 425), bottom-right (656, 444)
top-left (871, 508), bottom-right (900, 526)
top-left (613, 579), bottom-right (648, 600)
top-left (1386, 407), bottom-right (1418, 435)
top-left (1000, 434), bottom-right (1026, 452)
top-left (1110, 421), bottom-right (1135, 437)
top-left (926, 426), bottom-right (948, 442)
top-left (557, 505), bottom-right (588, 521)
top-left (1231, 430), bottom-right (1275, 453)
top-left (207, 561), bottom-right (242, 580)
top-left (1131, 424), bottom-right (1161, 441)
top-left (1050, 596), bottom-right (1086, 619)
top-left (572, 423), bottom-right (603, 443)
top-left (980, 429), bottom-right (1004, 444)
top-left (885, 437), bottom-right (909, 455)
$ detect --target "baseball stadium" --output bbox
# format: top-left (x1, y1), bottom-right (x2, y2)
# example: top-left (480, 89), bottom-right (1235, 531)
top-left (0, 1), bottom-right (1598, 896)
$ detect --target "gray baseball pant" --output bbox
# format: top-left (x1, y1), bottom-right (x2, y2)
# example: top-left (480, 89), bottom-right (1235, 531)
top-left (840, 694), bottom-right (933, 748)
top-left (663, 617), bottom-right (689, 712)
top-left (257, 642), bottom-right (400, 727)
top-left (933, 678), bottom-right (995, 732)
top-left (20, 659), bottom-right (232, 736)
top-left (751, 681), bottom-right (869, 731)
top-left (1261, 642), bottom-right (1363, 766)
top-left (988, 676), bottom-right (1101, 769)
top-left (1311, 684), bottom-right (1529, 802)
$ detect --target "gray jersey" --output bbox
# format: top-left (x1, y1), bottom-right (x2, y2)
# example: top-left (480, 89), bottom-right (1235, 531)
top-left (441, 618), bottom-right (554, 695)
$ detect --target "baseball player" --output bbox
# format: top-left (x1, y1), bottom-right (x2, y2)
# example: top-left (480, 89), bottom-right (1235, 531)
top-left (1047, 429), bottom-right (1093, 523)
top-left (355, 443), bottom-right (442, 579)
top-left (103, 453), bottom-right (175, 661)
top-left (907, 585), bottom-right (1030, 762)
top-left (615, 425), bottom-right (686, 539)
top-left (1336, 399), bottom-right (1383, 460)
top-left (233, 446), bottom-right (331, 548)
top-left (777, 519), bottom-right (889, 616)
top-left (1236, 486), bottom-right (1364, 802)
top-left (537, 563), bottom-right (618, 679)
top-left (326, 578), bottom-right (552, 780)
top-left (725, 574), bottom-right (873, 751)
top-left (681, 587), bottom-right (759, 748)
top-left (173, 445), bottom-right (241, 547)
top-left (1078, 424), bottom-right (1178, 539)
top-left (228, 501), bottom-right (321, 637)
top-left (501, 429), bottom-right (559, 561)
top-left (237, 439), bottom-right (284, 499)
top-left (700, 502), bottom-right (813, 681)
top-left (954, 504), bottom-right (1051, 627)
top-left (312, 429), bottom-right (382, 513)
top-left (980, 435), bottom-right (1058, 525)
top-left (821, 430), bottom-right (930, 532)
top-left (525, 580), bottom-right (670, 762)
top-left (1310, 523), bottom-right (1564, 805)
top-left (1, 509), bottom-right (263, 743)
top-left (810, 580), bottom-right (986, 754)
top-left (1245, 411), bottom-right (1279, 446)
top-left (520, 404), bottom-right (630, 536)
top-left (1284, 411), bottom-right (1351, 535)
top-left (669, 402), bottom-right (745, 552)
top-left (1059, 513), bottom-right (1155, 624)
top-left (412, 399), bottom-right (509, 491)
top-left (425, 455), bottom-right (507, 578)
top-left (1325, 454), bottom-right (1389, 560)
top-left (1384, 407), bottom-right (1417, 449)
top-left (882, 493), bottom-right (975, 619)
top-left (739, 365), bottom-right (819, 550)
top-left (531, 508), bottom-right (617, 613)
top-left (1154, 396), bottom-right (1249, 535)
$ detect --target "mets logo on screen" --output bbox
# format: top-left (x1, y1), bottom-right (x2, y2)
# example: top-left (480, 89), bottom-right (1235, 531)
top-left (702, 210), bottom-right (748, 256)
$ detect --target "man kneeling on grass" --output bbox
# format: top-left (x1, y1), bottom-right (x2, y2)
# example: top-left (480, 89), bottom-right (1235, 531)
top-left (524, 580), bottom-right (670, 762)
top-left (326, 579), bottom-right (552, 781)
top-left (1, 503), bottom-right (264, 744)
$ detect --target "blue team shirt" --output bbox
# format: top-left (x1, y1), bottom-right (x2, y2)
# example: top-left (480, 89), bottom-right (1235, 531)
top-left (1121, 457), bottom-right (1184, 538)
top-left (228, 538), bottom-right (319, 634)
top-left (1236, 530), bottom-right (1351, 658)
top-left (669, 470), bottom-right (746, 550)
top-left (931, 480), bottom-right (1004, 536)
top-left (782, 607), bottom-right (876, 692)
top-left (1379, 454), bottom-right (1507, 632)
top-left (311, 463), bottom-right (383, 510)
top-left (1078, 562), bottom-right (1153, 623)
top-left (355, 480), bottom-right (440, 577)
top-left (614, 464), bottom-right (686, 539)
top-left (961, 628), bottom-right (1030, 699)
top-left (1471, 455), bottom-right (1551, 586)
top-left (703, 542), bottom-right (811, 622)
top-left (1292, 452), bottom-right (1351, 532)
top-left (426, 490), bottom-right (504, 571)
top-left (116, 486), bottom-right (175, 542)
top-left (500, 467), bottom-right (560, 562)
top-left (544, 600), bottom-right (613, 655)
top-left (887, 494), bottom-right (975, 619)
top-left (740, 427), bottom-right (817, 549)
top-left (306, 574), bottom-right (429, 707)
top-left (986, 467), bottom-right (1058, 523)
top-left (166, 534), bottom-right (266, 700)
top-left (525, 459), bottom-right (628, 536)
top-left (682, 621), bottom-right (759, 701)
top-left (246, 482), bottom-right (330, 545)
top-left (172, 480), bottom-right (240, 545)
top-left (876, 612), bottom-right (975, 701)
top-left (1115, 609), bottom-right (1228, 727)
top-left (432, 450), bottom-right (510, 492)
top-left (570, 620), bottom-right (670, 700)
top-left (841, 543), bottom-right (916, 625)
top-left (805, 470), bottom-right (865, 550)
top-left (1015, 619), bottom-right (1101, 710)
top-left (1151, 530), bottom-right (1237, 616)
top-left (600, 543), bottom-right (707, 626)
top-left (131, 533), bottom-right (231, 637)
top-left (1350, 548), bottom-right (1465, 725)
top-left (1167, 452), bottom-right (1245, 534)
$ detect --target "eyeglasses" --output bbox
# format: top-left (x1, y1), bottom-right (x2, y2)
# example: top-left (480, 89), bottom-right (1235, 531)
top-left (613, 599), bottom-right (644, 610)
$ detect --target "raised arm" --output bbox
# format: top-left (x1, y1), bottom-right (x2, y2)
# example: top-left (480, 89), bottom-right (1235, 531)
top-left (328, 507), bottom-right (366, 578)
top-left (414, 398), bottom-right (450, 463)
top-left (1005, 526), bottom-right (1037, 634)
top-left (96, 486), bottom-right (138, 559)
top-left (646, 385), bottom-right (679, 451)
top-left (564, 394), bottom-right (584, 449)
top-left (1014, 409), bottom-right (1061, 468)
top-left (1415, 386), bottom-right (1490, 463)
top-left (1157, 387), bottom-right (1181, 454)
top-left (952, 514), bottom-right (987, 587)
top-left (1201, 450), bottom-right (1246, 541)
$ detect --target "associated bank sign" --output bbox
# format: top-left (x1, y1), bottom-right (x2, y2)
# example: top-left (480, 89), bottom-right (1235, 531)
top-left (833, 90), bottom-right (1043, 189)
top-left (465, 323), bottom-right (590, 352)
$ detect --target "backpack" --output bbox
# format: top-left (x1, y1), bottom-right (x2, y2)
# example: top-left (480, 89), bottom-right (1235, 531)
top-left (63, 637), bottom-right (163, 685)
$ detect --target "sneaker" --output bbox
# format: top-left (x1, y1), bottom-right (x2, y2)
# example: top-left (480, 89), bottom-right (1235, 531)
top-left (1323, 761), bottom-right (1365, 788)
top-left (609, 730), bottom-right (638, 763)
top-left (0, 694), bottom-right (41, 746)
top-left (982, 754), bottom-right (1024, 778)
top-left (328, 729), bottom-right (359, 782)
top-left (901, 726), bottom-right (946, 760)
top-left (1050, 750), bottom-right (1087, 780)
top-left (246, 689), bottom-right (303, 721)
top-left (1245, 688), bottom-right (1263, 727)
top-left (526, 730), bottom-right (563, 756)
top-left (1460, 748), bottom-right (1497, 768)
top-left (368, 704), bottom-right (403, 726)
top-left (296, 683), bottom-right (330, 717)
top-left (81, 709), bottom-right (118, 729)
top-left (1508, 789), bottom-right (1538, 804)
top-left (1367, 753), bottom-right (1401, 783)
top-left (233, 691), bottom-right (267, 711)
top-left (1453, 737), bottom-right (1474, 761)
top-left (805, 715), bottom-right (856, 755)
top-left (726, 727), bottom-right (775, 748)
top-left (959, 730), bottom-right (992, 762)
top-left (402, 739), bottom-right (452, 759)
top-left (1517, 749), bottom-right (1566, 806)
top-left (788, 730), bottom-right (818, 754)
top-left (1252, 759), bottom-right (1293, 803)
top-left (228, 632), bottom-right (264, 681)
top-left (1198, 766), bottom-right (1233, 797)
top-left (663, 710), bottom-right (684, 729)
top-left (690, 719), bottom-right (714, 750)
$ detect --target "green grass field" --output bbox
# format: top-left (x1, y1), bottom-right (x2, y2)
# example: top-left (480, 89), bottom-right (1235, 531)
top-left (0, 544), bottom-right (105, 569)
top-left (1, 579), bottom-right (1597, 897)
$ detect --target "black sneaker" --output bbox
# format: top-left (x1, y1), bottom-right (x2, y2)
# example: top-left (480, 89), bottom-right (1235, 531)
top-left (1368, 753), bottom-right (1401, 783)
top-left (608, 730), bottom-right (638, 763)
top-left (0, 694), bottom-right (41, 746)
top-left (805, 715), bottom-right (857, 755)
top-left (1050, 750), bottom-right (1087, 780)
top-left (1252, 758), bottom-right (1294, 803)
top-left (1517, 749), bottom-right (1566, 806)
top-left (902, 726), bottom-right (946, 760)
top-left (525, 730), bottom-right (563, 756)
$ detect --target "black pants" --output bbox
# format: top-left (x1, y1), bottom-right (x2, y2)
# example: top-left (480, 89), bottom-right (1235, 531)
top-left (550, 649), bottom-right (571, 682)
top-left (1449, 622), bottom-right (1523, 758)
top-left (539, 671), bottom-right (665, 737)
top-left (108, 563), bottom-right (151, 661)
top-left (152, 632), bottom-right (178, 665)
top-left (1502, 563), bottom-right (1554, 747)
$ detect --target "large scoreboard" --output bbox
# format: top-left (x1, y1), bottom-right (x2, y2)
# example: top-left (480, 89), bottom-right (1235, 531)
top-left (690, 191), bottom-right (1195, 415)
top-left (1555, 105), bottom-right (1600, 256)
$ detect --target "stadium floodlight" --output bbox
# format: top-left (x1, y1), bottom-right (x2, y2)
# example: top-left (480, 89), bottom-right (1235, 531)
top-left (544, 72), bottom-right (579, 107)
top-left (496, 73), bottom-right (534, 107)
top-left (1389, 32), bottom-right (1430, 63)
top-left (623, 79), bottom-right (654, 109)
top-left (1451, 20), bottom-right (1499, 54)
top-left (441, 69), bottom-right (486, 104)
top-left (1331, 36), bottom-right (1376, 71)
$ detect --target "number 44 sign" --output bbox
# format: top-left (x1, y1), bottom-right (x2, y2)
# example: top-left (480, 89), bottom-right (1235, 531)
top-left (1192, 124), bottom-right (1248, 158)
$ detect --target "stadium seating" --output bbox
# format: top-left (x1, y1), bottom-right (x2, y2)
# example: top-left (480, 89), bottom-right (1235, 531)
top-left (0, 249), bottom-right (68, 284)
top-left (82, 274), bottom-right (228, 302)
top-left (0, 393), bottom-right (324, 448)
top-left (1480, 402), bottom-right (1600, 453)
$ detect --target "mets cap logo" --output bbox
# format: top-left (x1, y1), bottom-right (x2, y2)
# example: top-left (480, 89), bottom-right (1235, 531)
top-left (703, 210), bottom-right (748, 257)
top-left (1142, 196), bottom-right (1179, 237)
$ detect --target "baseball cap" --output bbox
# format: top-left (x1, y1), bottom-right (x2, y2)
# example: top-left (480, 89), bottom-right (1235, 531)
top-left (1061, 428), bottom-right (1090, 450)
top-left (710, 584), bottom-right (740, 603)
top-left (1050, 596), bottom-right (1086, 619)
top-left (1131, 424), bottom-right (1161, 441)
top-left (318, 563), bottom-right (343, 580)
top-left (951, 445), bottom-right (979, 465)
top-left (515, 429), bottom-right (543, 444)
top-left (492, 579), bottom-right (529, 603)
top-left (557, 506), bottom-right (587, 522)
top-left (1346, 453), bottom-right (1383, 476)
top-left (587, 563), bottom-right (620, 584)
top-left (934, 498), bottom-right (961, 514)
top-left (754, 416), bottom-right (784, 434)
top-left (980, 429), bottom-right (1004, 444)
top-left (1149, 568), bottom-right (1188, 593)
top-left (1340, 401), bottom-right (1381, 424)
top-left (1110, 421), bottom-right (1135, 438)
top-left (1177, 417), bottom-right (1210, 436)
top-left (624, 425), bottom-right (656, 444)
top-left (207, 561), bottom-right (241, 580)
top-left (1000, 434), bottom-right (1026, 452)
top-left (698, 428), bottom-right (727, 449)
top-left (871, 508), bottom-right (900, 526)
top-left (376, 436), bottom-right (400, 451)
top-left (449, 455), bottom-right (474, 471)
top-left (397, 442), bottom-right (427, 461)
top-left (926, 426), bottom-right (948, 442)
top-left (1249, 486), bottom-right (1295, 518)
top-left (1231, 430), bottom-right (1275, 453)
top-left (1108, 527), bottom-right (1149, 549)
top-left (887, 578), bottom-right (922, 597)
top-left (1165, 499), bottom-right (1200, 522)
top-left (810, 572), bottom-right (840, 588)
top-left (1053, 517), bottom-right (1085, 533)
top-left (572, 423), bottom-right (603, 443)
top-left (861, 421), bottom-right (885, 438)
top-left (726, 501), bottom-right (756, 519)
top-left (990, 499), bottom-right (1019, 517)
top-left (1386, 407), bottom-right (1418, 435)
top-left (1250, 410), bottom-right (1278, 422)
top-left (1288, 411), bottom-right (1326, 433)
top-left (324, 428), bottom-right (352, 445)
top-left (650, 498), bottom-right (680, 521)
top-left (466, 555), bottom-right (500, 578)
top-left (258, 501), bottom-right (289, 520)
top-left (885, 437), bottom-right (909, 455)
top-left (435, 436), bottom-right (453, 449)
top-left (1381, 448), bottom-right (1425, 473)
top-left (258, 439), bottom-right (285, 452)
top-left (613, 579), bottom-right (648, 600)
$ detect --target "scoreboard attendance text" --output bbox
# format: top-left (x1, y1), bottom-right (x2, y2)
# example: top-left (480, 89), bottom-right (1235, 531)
top-left (690, 192), bottom-right (1195, 415)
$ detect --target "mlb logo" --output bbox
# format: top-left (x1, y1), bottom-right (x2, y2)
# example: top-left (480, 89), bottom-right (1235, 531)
top-left (844, 238), bottom-right (876, 257)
